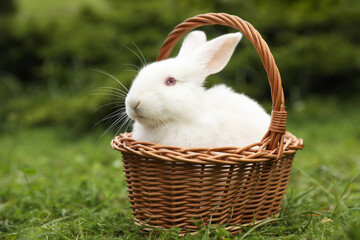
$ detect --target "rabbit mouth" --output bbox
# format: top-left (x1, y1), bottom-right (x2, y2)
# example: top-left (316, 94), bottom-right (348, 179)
top-left (134, 113), bottom-right (167, 127)
top-left (134, 113), bottom-right (153, 122)
top-left (136, 114), bottom-right (148, 120)
top-left (128, 108), bottom-right (148, 121)
top-left (128, 107), bottom-right (167, 126)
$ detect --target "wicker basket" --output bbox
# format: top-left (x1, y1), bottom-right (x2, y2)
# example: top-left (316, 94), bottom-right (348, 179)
top-left (111, 13), bottom-right (304, 234)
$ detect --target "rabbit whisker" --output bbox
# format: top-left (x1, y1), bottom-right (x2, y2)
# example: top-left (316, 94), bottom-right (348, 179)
top-left (93, 101), bottom-right (124, 112)
top-left (109, 104), bottom-right (125, 110)
top-left (90, 68), bottom-right (129, 92)
top-left (122, 116), bottom-right (133, 133)
top-left (122, 44), bottom-right (146, 67)
top-left (97, 113), bottom-right (128, 142)
top-left (111, 113), bottom-right (133, 140)
top-left (99, 86), bottom-right (128, 95)
top-left (91, 92), bottom-right (126, 99)
top-left (132, 41), bottom-right (147, 65)
top-left (94, 96), bottom-right (127, 103)
top-left (122, 63), bottom-right (141, 71)
top-left (123, 69), bottom-right (139, 74)
top-left (93, 90), bottom-right (127, 99)
top-left (94, 107), bottom-right (126, 127)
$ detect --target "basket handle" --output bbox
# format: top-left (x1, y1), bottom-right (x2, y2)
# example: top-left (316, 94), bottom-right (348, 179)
top-left (156, 13), bottom-right (287, 151)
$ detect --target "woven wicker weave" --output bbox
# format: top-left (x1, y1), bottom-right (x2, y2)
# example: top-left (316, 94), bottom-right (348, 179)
top-left (111, 13), bottom-right (304, 234)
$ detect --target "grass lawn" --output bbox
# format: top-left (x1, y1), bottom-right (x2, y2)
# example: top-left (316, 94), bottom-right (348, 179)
top-left (0, 97), bottom-right (360, 239)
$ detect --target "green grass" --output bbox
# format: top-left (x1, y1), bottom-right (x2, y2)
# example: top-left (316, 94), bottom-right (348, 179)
top-left (1, 98), bottom-right (360, 239)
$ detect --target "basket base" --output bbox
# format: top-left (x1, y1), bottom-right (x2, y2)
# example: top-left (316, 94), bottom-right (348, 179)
top-left (134, 214), bottom-right (280, 236)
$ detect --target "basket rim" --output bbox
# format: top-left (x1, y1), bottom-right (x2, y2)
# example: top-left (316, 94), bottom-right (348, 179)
top-left (111, 132), bottom-right (303, 165)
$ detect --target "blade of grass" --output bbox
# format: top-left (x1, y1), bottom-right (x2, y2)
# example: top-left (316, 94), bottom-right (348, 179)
top-left (239, 218), bottom-right (283, 240)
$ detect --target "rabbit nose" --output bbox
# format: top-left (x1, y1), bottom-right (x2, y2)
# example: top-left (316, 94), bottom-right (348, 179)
top-left (129, 100), bottom-right (141, 112)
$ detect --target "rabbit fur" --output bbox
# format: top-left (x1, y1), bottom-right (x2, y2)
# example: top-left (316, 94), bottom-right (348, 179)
top-left (125, 31), bottom-right (270, 148)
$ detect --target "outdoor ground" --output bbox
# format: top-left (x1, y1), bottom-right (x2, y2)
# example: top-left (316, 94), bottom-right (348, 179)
top-left (0, 97), bottom-right (359, 239)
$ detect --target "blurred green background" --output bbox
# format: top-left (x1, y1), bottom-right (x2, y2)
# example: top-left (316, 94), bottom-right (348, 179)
top-left (1, 0), bottom-right (360, 134)
top-left (1, 0), bottom-right (360, 239)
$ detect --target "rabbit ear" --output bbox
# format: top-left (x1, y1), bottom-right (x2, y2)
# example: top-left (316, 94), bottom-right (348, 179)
top-left (191, 32), bottom-right (242, 77)
top-left (177, 31), bottom-right (207, 58)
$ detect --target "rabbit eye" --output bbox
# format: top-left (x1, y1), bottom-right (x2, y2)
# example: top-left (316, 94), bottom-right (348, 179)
top-left (165, 77), bottom-right (176, 86)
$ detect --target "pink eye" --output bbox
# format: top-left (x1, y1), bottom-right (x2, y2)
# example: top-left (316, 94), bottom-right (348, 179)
top-left (165, 77), bottom-right (176, 86)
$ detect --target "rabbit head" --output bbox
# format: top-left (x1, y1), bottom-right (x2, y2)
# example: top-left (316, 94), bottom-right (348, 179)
top-left (125, 31), bottom-right (242, 128)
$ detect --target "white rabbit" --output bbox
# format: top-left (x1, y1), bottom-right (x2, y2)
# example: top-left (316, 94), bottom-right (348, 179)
top-left (125, 31), bottom-right (270, 148)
